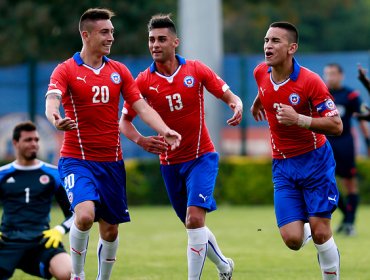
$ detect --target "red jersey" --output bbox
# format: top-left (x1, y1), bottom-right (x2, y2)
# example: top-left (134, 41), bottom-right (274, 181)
top-left (46, 52), bottom-right (141, 161)
top-left (123, 55), bottom-right (228, 165)
top-left (254, 58), bottom-right (339, 159)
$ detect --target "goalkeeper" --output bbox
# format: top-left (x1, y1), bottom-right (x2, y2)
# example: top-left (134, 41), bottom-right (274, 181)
top-left (0, 121), bottom-right (73, 280)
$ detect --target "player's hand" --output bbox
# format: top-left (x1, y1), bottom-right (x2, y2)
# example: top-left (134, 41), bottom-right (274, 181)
top-left (53, 113), bottom-right (77, 131)
top-left (355, 105), bottom-right (370, 121)
top-left (358, 64), bottom-right (368, 80)
top-left (227, 103), bottom-right (243, 126)
top-left (250, 100), bottom-right (266, 121)
top-left (163, 130), bottom-right (181, 151)
top-left (42, 226), bottom-right (65, 249)
top-left (137, 135), bottom-right (168, 154)
top-left (276, 103), bottom-right (299, 126)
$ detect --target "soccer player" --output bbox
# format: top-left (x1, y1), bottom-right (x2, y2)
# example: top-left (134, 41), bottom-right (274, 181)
top-left (323, 63), bottom-right (370, 236)
top-left (250, 22), bottom-right (342, 279)
top-left (120, 14), bottom-right (242, 280)
top-left (45, 8), bottom-right (181, 280)
top-left (0, 121), bottom-right (73, 280)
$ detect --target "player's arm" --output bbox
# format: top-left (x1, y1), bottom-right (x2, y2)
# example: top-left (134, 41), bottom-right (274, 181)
top-left (220, 90), bottom-right (243, 126)
top-left (250, 94), bottom-right (266, 121)
top-left (45, 93), bottom-right (76, 131)
top-left (119, 114), bottom-right (168, 154)
top-left (358, 64), bottom-right (370, 93)
top-left (42, 185), bottom-right (74, 249)
top-left (276, 103), bottom-right (343, 136)
top-left (129, 99), bottom-right (181, 150)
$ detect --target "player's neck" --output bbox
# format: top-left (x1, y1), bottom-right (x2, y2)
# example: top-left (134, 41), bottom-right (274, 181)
top-left (80, 49), bottom-right (105, 69)
top-left (155, 56), bottom-right (179, 76)
top-left (271, 61), bottom-right (294, 83)
top-left (15, 158), bottom-right (39, 167)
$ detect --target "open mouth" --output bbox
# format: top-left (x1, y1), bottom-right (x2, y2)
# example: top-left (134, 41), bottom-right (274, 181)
top-left (265, 51), bottom-right (273, 58)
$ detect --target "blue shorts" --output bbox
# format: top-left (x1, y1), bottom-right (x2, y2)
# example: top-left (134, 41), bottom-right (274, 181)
top-left (59, 157), bottom-right (130, 224)
top-left (273, 141), bottom-right (339, 228)
top-left (160, 152), bottom-right (219, 223)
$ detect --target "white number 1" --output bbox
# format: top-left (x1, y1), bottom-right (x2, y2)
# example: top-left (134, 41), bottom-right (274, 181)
top-left (25, 187), bottom-right (30, 203)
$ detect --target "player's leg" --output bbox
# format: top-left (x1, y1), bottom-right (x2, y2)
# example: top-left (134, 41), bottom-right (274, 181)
top-left (0, 242), bottom-right (24, 279)
top-left (341, 176), bottom-right (359, 235)
top-left (59, 158), bottom-right (99, 279)
top-left (94, 160), bottom-right (129, 280)
top-left (310, 217), bottom-right (340, 279)
top-left (186, 152), bottom-right (233, 279)
top-left (96, 220), bottom-right (119, 280)
top-left (48, 252), bottom-right (72, 280)
top-left (273, 158), bottom-right (309, 250)
top-left (303, 142), bottom-right (340, 279)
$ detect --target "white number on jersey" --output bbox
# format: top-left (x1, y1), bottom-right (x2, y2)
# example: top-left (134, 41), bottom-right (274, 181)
top-left (92, 86), bottom-right (110, 103)
top-left (25, 187), bottom-right (30, 203)
top-left (64, 174), bottom-right (75, 190)
top-left (165, 93), bottom-right (183, 112)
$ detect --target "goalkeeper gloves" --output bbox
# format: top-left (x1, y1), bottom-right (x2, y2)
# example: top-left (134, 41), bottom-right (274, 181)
top-left (42, 225), bottom-right (65, 249)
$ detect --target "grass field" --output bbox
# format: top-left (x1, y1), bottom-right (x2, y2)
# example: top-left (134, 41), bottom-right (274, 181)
top-left (10, 205), bottom-right (370, 279)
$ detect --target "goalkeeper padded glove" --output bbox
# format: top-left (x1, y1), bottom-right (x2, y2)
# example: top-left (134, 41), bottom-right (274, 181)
top-left (42, 225), bottom-right (65, 249)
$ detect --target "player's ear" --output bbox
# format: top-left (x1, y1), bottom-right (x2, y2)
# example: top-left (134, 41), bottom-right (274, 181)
top-left (174, 37), bottom-right (180, 48)
top-left (80, 30), bottom-right (89, 40)
top-left (288, 42), bottom-right (298, 55)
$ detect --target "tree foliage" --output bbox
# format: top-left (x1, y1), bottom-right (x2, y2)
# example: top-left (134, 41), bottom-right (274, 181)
top-left (0, 0), bottom-right (369, 65)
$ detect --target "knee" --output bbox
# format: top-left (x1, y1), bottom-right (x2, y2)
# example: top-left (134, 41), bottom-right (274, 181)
top-left (281, 232), bottom-right (303, 251)
top-left (312, 227), bottom-right (331, 244)
top-left (185, 214), bottom-right (205, 229)
top-left (100, 224), bottom-right (118, 241)
top-left (75, 211), bottom-right (94, 231)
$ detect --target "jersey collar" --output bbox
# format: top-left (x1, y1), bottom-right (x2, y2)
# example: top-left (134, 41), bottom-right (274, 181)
top-left (267, 57), bottom-right (301, 82)
top-left (73, 52), bottom-right (110, 66)
top-left (149, 54), bottom-right (186, 73)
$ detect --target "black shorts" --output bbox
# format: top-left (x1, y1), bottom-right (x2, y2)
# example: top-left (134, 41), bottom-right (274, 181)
top-left (328, 135), bottom-right (356, 178)
top-left (0, 240), bottom-right (66, 279)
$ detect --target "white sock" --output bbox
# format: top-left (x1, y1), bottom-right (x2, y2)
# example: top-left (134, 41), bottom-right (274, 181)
top-left (301, 223), bottom-right (312, 248)
top-left (315, 237), bottom-right (340, 279)
top-left (96, 237), bottom-right (119, 280)
top-left (70, 222), bottom-right (90, 277)
top-left (205, 227), bottom-right (230, 273)
top-left (187, 227), bottom-right (208, 280)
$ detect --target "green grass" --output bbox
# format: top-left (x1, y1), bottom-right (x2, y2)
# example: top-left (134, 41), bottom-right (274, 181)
top-left (10, 205), bottom-right (370, 279)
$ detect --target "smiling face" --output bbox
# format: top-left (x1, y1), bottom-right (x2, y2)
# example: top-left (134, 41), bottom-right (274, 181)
top-left (148, 28), bottom-right (179, 63)
top-left (82, 19), bottom-right (114, 56)
top-left (264, 27), bottom-right (298, 67)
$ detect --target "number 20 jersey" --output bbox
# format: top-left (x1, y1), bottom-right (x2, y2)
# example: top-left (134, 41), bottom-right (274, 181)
top-left (124, 55), bottom-right (229, 165)
top-left (46, 52), bottom-right (141, 161)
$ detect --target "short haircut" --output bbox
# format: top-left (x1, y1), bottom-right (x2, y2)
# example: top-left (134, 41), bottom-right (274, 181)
top-left (13, 121), bottom-right (37, 141)
top-left (270, 21), bottom-right (299, 43)
top-left (148, 14), bottom-right (177, 35)
top-left (79, 8), bottom-right (115, 32)
top-left (325, 63), bottom-right (343, 73)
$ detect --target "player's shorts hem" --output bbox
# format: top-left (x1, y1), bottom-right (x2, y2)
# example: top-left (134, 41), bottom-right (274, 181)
top-left (187, 202), bottom-right (217, 213)
top-left (277, 217), bottom-right (308, 228)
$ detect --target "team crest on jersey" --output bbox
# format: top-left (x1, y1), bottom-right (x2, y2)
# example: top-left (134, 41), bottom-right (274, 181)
top-left (325, 99), bottom-right (336, 110)
top-left (110, 72), bottom-right (121, 84)
top-left (68, 192), bottom-right (73, 203)
top-left (184, 76), bottom-right (195, 88)
top-left (39, 175), bottom-right (50, 185)
top-left (289, 93), bottom-right (300, 105)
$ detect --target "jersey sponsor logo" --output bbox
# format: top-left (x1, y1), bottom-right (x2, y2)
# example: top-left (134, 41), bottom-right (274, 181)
top-left (149, 85), bottom-right (160, 93)
top-left (184, 76), bottom-right (195, 88)
top-left (289, 93), bottom-right (300, 105)
top-left (324, 109), bottom-right (339, 117)
top-left (6, 177), bottom-right (15, 183)
top-left (110, 72), bottom-right (121, 84)
top-left (328, 195), bottom-right (337, 202)
top-left (191, 247), bottom-right (204, 256)
top-left (76, 76), bottom-right (87, 83)
top-left (39, 175), bottom-right (50, 184)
